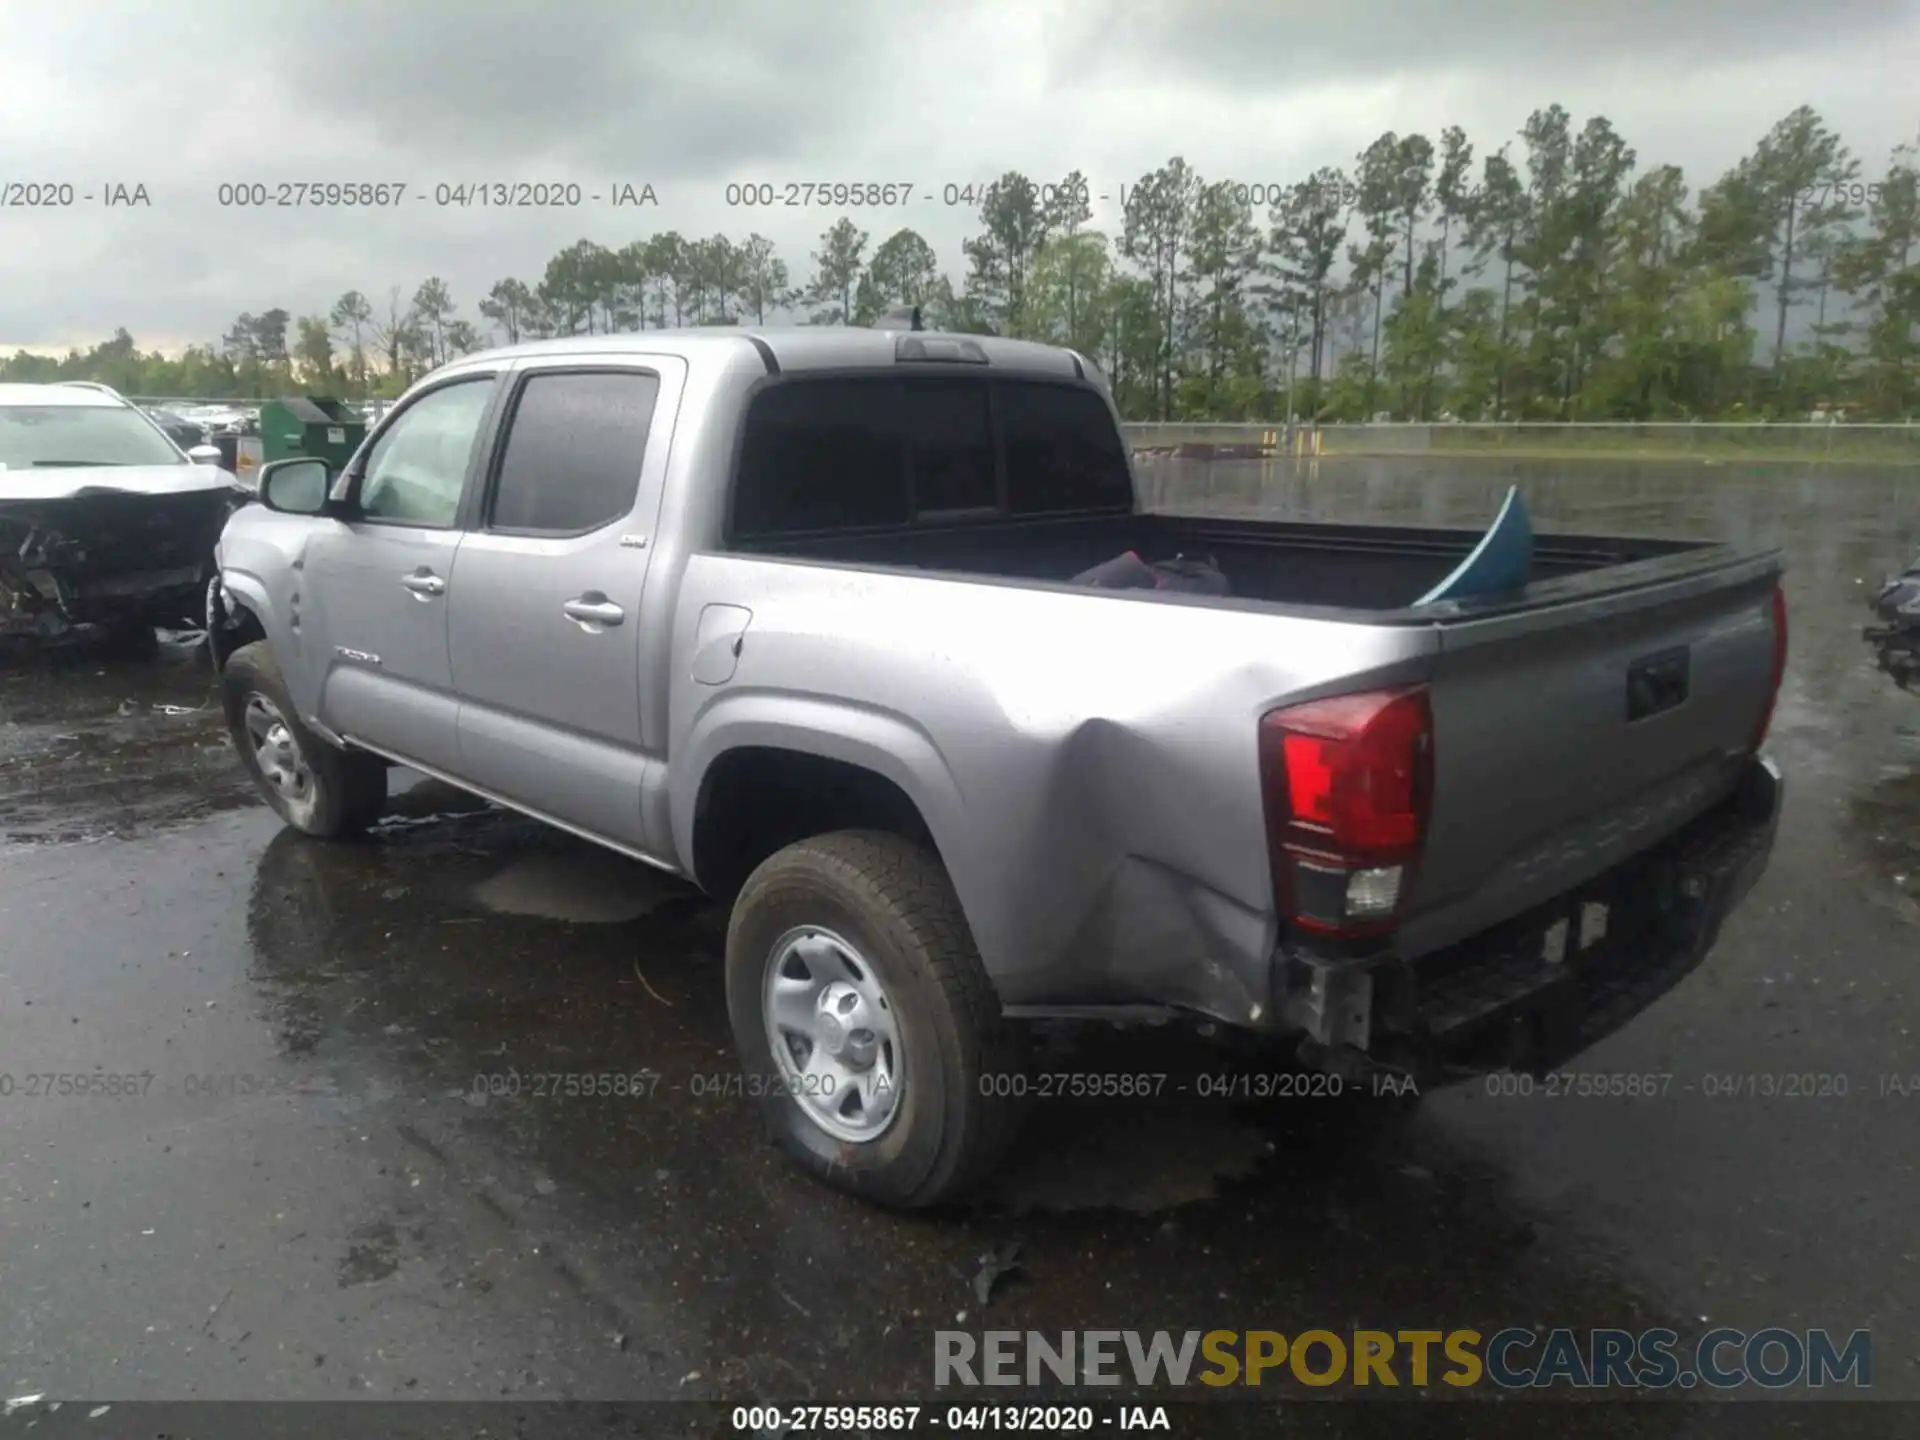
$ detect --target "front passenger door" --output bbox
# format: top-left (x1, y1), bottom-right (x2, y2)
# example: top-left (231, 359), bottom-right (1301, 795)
top-left (304, 375), bottom-right (497, 772)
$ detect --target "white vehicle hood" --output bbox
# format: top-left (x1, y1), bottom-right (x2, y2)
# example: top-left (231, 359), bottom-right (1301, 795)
top-left (0, 463), bottom-right (241, 503)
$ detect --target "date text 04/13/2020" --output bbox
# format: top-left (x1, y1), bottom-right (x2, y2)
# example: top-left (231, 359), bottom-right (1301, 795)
top-left (726, 1404), bottom-right (1171, 1432)
top-left (972, 1071), bottom-right (1414, 1100)
top-left (207, 181), bottom-right (658, 209)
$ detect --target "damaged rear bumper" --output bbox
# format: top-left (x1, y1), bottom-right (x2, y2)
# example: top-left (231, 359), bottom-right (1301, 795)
top-left (1279, 755), bottom-right (1784, 1086)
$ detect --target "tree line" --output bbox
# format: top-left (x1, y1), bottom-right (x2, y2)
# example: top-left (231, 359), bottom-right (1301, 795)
top-left (5, 104), bottom-right (1915, 423)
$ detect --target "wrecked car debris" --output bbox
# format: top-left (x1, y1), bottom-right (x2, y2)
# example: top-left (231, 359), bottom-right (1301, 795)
top-left (1865, 553), bottom-right (1920, 691)
top-left (970, 1242), bottom-right (1024, 1307)
top-left (1, 383), bottom-right (246, 646)
top-left (1, 484), bottom-right (243, 643)
top-left (1070, 550), bottom-right (1232, 594)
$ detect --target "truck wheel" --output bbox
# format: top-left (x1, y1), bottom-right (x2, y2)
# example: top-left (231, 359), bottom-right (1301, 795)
top-left (725, 830), bottom-right (1024, 1209)
top-left (220, 640), bottom-right (387, 839)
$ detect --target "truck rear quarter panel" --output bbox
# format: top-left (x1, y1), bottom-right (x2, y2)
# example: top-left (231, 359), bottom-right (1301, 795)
top-left (666, 554), bottom-right (1438, 1025)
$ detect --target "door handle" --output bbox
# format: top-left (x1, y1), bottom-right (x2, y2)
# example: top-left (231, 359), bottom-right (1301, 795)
top-left (400, 570), bottom-right (446, 599)
top-left (562, 595), bottom-right (625, 629)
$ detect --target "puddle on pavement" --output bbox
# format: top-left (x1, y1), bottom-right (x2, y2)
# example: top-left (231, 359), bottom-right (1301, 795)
top-left (983, 1104), bottom-right (1275, 1214)
top-left (1850, 767), bottom-right (1920, 904)
top-left (338, 1220), bottom-right (403, 1288)
top-left (13, 458), bottom-right (1920, 1404)
top-left (0, 634), bottom-right (253, 845)
top-left (238, 806), bottom-right (1328, 1220)
top-left (471, 848), bottom-right (685, 924)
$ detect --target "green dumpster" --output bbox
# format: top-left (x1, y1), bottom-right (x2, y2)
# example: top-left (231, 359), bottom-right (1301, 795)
top-left (260, 397), bottom-right (366, 470)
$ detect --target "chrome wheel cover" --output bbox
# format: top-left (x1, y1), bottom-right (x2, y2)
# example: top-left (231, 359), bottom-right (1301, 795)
top-left (762, 926), bottom-right (904, 1143)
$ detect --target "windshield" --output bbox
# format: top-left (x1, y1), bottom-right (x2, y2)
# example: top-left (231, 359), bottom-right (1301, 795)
top-left (0, 404), bottom-right (185, 470)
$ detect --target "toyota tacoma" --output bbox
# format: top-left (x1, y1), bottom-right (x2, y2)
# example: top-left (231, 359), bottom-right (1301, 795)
top-left (206, 322), bottom-right (1788, 1207)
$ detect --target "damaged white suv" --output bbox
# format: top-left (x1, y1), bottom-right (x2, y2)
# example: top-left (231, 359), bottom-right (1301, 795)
top-left (0, 381), bottom-right (243, 648)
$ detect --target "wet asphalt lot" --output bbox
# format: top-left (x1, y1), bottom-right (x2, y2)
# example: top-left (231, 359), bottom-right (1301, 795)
top-left (1, 457), bottom-right (1917, 1436)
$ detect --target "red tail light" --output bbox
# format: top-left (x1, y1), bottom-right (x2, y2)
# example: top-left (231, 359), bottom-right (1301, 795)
top-left (1259, 686), bottom-right (1433, 938)
top-left (1751, 584), bottom-right (1788, 751)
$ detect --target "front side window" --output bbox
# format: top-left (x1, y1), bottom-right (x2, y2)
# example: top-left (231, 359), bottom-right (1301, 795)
top-left (357, 379), bottom-right (493, 527)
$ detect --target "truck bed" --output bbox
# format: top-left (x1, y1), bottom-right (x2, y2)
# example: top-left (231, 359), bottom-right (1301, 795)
top-left (723, 502), bottom-right (1782, 979)
top-left (729, 510), bottom-right (1705, 614)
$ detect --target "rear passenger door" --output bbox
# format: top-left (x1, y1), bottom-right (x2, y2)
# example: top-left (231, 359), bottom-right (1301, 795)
top-left (447, 359), bottom-right (684, 853)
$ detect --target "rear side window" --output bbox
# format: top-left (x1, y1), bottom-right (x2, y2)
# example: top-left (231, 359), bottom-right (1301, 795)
top-left (488, 370), bottom-right (660, 534)
top-left (732, 380), bottom-right (908, 534)
top-left (729, 375), bottom-right (1129, 538)
top-left (997, 383), bottom-right (1132, 514)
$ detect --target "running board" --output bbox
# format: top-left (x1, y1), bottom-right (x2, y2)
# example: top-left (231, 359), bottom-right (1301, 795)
top-left (338, 736), bottom-right (688, 880)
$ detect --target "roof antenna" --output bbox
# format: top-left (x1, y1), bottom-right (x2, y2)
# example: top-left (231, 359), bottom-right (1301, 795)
top-left (873, 305), bottom-right (923, 331)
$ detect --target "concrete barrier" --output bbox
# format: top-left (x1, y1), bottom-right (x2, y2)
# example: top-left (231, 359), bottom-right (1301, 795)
top-left (1121, 421), bottom-right (1920, 465)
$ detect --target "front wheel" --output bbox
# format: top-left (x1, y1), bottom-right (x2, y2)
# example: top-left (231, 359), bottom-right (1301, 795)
top-left (220, 640), bottom-right (387, 838)
top-left (725, 830), bottom-right (1025, 1208)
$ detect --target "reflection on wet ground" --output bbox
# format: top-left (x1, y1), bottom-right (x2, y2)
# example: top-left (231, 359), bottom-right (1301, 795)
top-left (0, 633), bottom-right (255, 844)
top-left (1, 459), bottom-right (1916, 1422)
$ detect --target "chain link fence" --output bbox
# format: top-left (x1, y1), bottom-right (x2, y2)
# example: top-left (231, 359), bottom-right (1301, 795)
top-left (124, 396), bottom-right (279, 408)
top-left (97, 396), bottom-right (1920, 468)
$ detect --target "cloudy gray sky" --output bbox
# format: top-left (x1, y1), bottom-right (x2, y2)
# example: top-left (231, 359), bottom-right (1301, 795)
top-left (1, 0), bottom-right (1913, 353)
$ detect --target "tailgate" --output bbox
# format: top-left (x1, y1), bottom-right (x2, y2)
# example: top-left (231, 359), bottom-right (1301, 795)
top-left (1397, 549), bottom-right (1783, 959)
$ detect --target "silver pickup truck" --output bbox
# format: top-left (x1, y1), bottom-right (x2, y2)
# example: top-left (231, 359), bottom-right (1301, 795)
top-left (208, 323), bottom-right (1787, 1207)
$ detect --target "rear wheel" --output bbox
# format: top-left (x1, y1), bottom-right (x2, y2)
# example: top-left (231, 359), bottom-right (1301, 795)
top-left (725, 830), bottom-right (1024, 1208)
top-left (221, 640), bottom-right (387, 838)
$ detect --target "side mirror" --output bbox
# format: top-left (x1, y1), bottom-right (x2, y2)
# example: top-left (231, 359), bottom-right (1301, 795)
top-left (187, 443), bottom-right (223, 466)
top-left (258, 457), bottom-right (332, 516)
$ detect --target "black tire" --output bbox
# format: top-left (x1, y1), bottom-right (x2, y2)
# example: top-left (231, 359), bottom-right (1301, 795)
top-left (220, 640), bottom-right (387, 838)
top-left (725, 830), bottom-right (1025, 1208)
